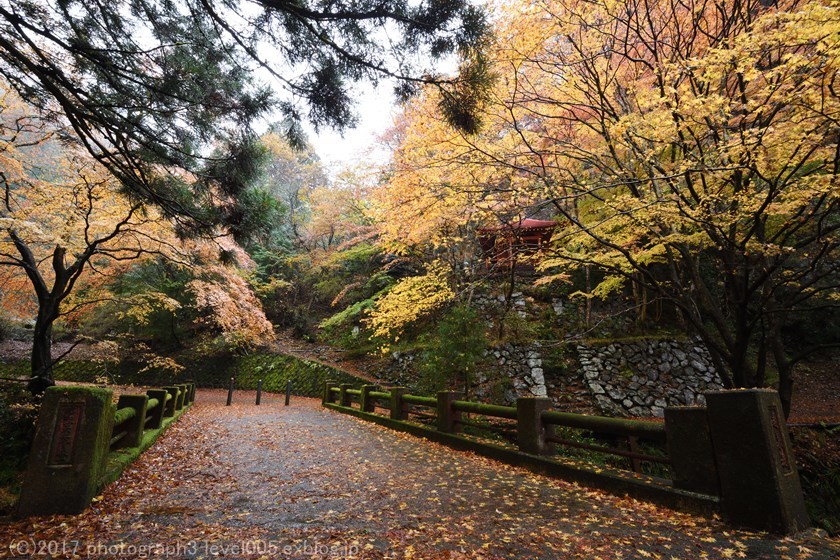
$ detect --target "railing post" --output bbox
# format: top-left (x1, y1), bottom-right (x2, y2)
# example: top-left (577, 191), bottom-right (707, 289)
top-left (181, 381), bottom-right (193, 405)
top-left (18, 386), bottom-right (114, 515)
top-left (145, 389), bottom-right (168, 429)
top-left (114, 395), bottom-right (148, 449)
top-left (705, 389), bottom-right (810, 534)
top-left (162, 387), bottom-right (178, 417)
top-left (360, 384), bottom-right (378, 413)
top-left (226, 377), bottom-right (234, 406)
top-left (323, 380), bottom-right (337, 405)
top-left (627, 436), bottom-right (642, 473)
top-left (339, 383), bottom-right (353, 407)
top-left (256, 379), bottom-right (263, 405)
top-left (390, 387), bottom-right (408, 420)
top-left (516, 397), bottom-right (555, 455)
top-left (285, 379), bottom-right (292, 406)
top-left (181, 384), bottom-right (192, 408)
top-left (437, 391), bottom-right (463, 433)
top-left (174, 385), bottom-right (187, 410)
top-left (665, 406), bottom-right (720, 496)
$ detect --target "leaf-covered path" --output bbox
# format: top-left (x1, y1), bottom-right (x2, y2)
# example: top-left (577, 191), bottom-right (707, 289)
top-left (2, 391), bottom-right (837, 559)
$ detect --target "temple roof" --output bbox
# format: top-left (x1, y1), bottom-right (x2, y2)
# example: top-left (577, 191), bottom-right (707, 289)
top-left (478, 219), bottom-right (557, 233)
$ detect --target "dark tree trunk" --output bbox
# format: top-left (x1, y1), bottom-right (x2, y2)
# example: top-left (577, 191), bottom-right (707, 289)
top-left (28, 314), bottom-right (55, 394)
top-left (768, 318), bottom-right (794, 419)
top-left (9, 238), bottom-right (75, 396)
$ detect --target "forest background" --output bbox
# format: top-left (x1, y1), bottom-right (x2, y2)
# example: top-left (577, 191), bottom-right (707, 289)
top-left (0, 0), bottom-right (838, 532)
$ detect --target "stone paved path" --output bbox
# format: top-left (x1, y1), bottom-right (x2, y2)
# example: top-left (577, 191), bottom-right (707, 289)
top-left (1, 390), bottom-right (837, 559)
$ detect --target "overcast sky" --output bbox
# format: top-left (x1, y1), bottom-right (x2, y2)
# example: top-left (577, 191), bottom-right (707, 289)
top-left (303, 80), bottom-right (398, 175)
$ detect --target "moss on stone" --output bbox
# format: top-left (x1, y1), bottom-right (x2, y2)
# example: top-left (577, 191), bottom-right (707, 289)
top-left (1, 353), bottom-right (367, 398)
top-left (99, 407), bottom-right (187, 490)
top-left (18, 386), bottom-right (114, 515)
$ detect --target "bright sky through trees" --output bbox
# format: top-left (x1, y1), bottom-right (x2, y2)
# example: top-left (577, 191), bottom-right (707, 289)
top-left (305, 81), bottom-right (398, 172)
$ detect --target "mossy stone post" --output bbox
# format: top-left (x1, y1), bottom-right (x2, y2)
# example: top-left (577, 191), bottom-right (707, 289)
top-left (114, 395), bottom-right (148, 449)
top-left (390, 387), bottom-right (408, 420)
top-left (360, 384), bottom-right (378, 413)
top-left (437, 391), bottom-right (463, 433)
top-left (517, 397), bottom-right (555, 456)
top-left (187, 381), bottom-right (196, 404)
top-left (163, 387), bottom-right (178, 417)
top-left (340, 383), bottom-right (353, 407)
top-left (323, 380), bottom-right (337, 405)
top-left (664, 406), bottom-right (720, 496)
top-left (145, 389), bottom-right (168, 429)
top-left (18, 386), bottom-right (114, 515)
top-left (705, 389), bottom-right (810, 534)
top-left (180, 383), bottom-right (192, 406)
top-left (175, 384), bottom-right (187, 410)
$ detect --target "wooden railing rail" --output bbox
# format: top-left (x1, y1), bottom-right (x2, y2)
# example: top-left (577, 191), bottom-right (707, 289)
top-left (541, 410), bottom-right (666, 442)
top-left (323, 382), bottom-right (810, 534)
top-left (402, 394), bottom-right (436, 406)
top-left (323, 381), bottom-right (668, 477)
top-left (452, 400), bottom-right (517, 420)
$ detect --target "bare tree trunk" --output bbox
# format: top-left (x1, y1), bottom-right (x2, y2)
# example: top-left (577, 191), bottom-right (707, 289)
top-left (584, 265), bottom-right (592, 326)
top-left (28, 313), bottom-right (55, 394)
top-left (768, 317), bottom-right (794, 419)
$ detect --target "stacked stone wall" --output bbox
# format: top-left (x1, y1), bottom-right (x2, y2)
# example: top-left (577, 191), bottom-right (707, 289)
top-left (578, 339), bottom-right (723, 417)
top-left (485, 344), bottom-right (547, 400)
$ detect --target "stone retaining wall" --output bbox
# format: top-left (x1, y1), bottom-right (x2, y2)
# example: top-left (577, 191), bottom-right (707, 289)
top-left (578, 339), bottom-right (723, 417)
top-left (483, 343), bottom-right (547, 400)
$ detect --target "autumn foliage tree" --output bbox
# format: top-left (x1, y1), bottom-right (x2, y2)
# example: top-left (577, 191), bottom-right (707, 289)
top-left (377, 0), bottom-right (840, 416)
top-left (252, 130), bottom-right (328, 247)
top-left (0, 87), bottom-right (184, 393)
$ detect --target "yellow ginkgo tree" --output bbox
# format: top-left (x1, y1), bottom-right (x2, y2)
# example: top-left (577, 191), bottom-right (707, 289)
top-left (500, 0), bottom-right (840, 416)
top-left (375, 0), bottom-right (839, 416)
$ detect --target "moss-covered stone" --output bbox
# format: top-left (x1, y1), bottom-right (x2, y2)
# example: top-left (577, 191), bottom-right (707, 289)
top-left (114, 394), bottom-right (148, 449)
top-left (18, 386), bottom-right (114, 515)
top-left (0, 353), bottom-right (368, 398)
top-left (144, 389), bottom-right (168, 429)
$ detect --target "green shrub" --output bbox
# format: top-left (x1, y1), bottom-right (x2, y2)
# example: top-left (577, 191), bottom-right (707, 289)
top-left (417, 304), bottom-right (488, 396)
top-left (320, 296), bottom-right (378, 332)
top-left (0, 382), bottom-right (40, 511)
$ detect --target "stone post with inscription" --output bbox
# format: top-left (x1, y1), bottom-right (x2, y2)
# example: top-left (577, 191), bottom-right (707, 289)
top-left (705, 389), bottom-right (810, 534)
top-left (18, 386), bottom-right (114, 515)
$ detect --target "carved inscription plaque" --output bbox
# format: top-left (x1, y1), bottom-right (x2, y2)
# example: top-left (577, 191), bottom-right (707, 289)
top-left (768, 404), bottom-right (793, 475)
top-left (48, 402), bottom-right (84, 466)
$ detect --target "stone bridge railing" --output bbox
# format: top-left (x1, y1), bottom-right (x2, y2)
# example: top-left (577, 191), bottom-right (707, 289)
top-left (18, 383), bottom-right (194, 516)
top-left (324, 382), bottom-right (810, 534)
